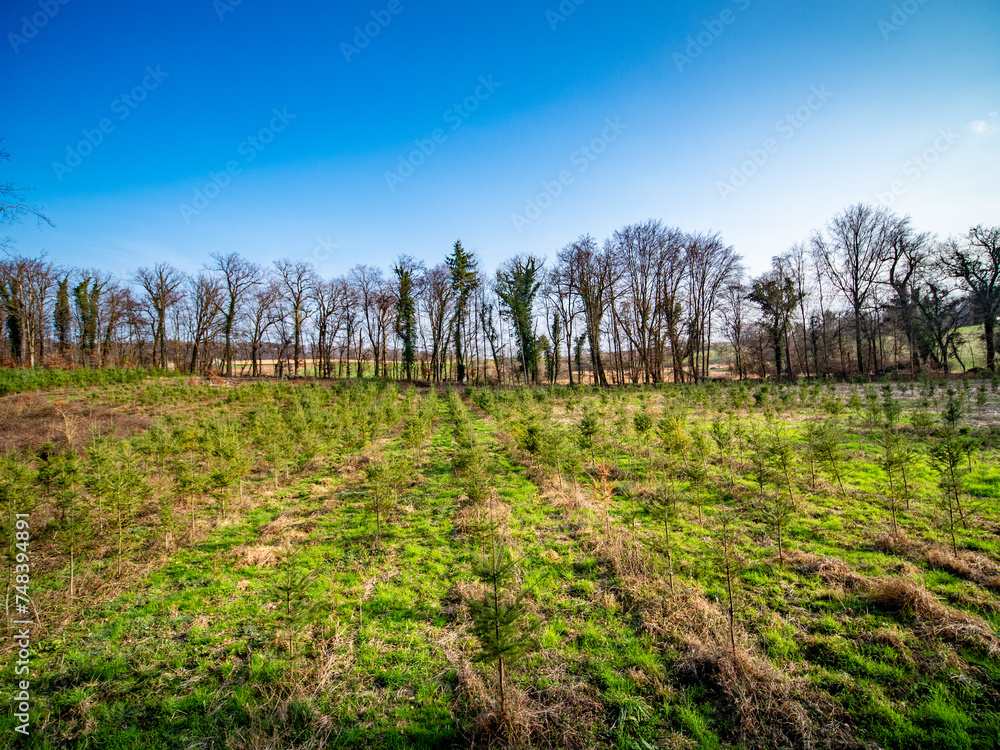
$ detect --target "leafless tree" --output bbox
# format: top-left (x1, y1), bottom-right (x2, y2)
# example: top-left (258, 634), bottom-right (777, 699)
top-left (774, 243), bottom-right (812, 377)
top-left (612, 221), bottom-right (666, 383)
top-left (186, 272), bottom-right (223, 374)
top-left (133, 263), bottom-right (186, 369)
top-left (812, 203), bottom-right (899, 376)
top-left (939, 225), bottom-right (1000, 372)
top-left (274, 259), bottom-right (316, 377)
top-left (720, 282), bottom-right (749, 380)
top-left (915, 276), bottom-right (967, 374)
top-left (312, 277), bottom-right (349, 379)
top-left (244, 279), bottom-right (281, 376)
top-left (558, 235), bottom-right (614, 386)
top-left (479, 281), bottom-right (505, 384)
top-left (373, 284), bottom-right (396, 378)
top-left (883, 218), bottom-right (932, 374)
top-left (0, 253), bottom-right (57, 367)
top-left (350, 265), bottom-right (387, 378)
top-left (749, 263), bottom-right (802, 380)
top-left (685, 232), bottom-right (740, 381)
top-left (212, 252), bottom-right (263, 376)
top-left (332, 277), bottom-right (360, 378)
top-left (544, 261), bottom-right (582, 386)
top-left (0, 140), bottom-right (53, 253)
top-left (422, 264), bottom-right (454, 382)
top-left (98, 279), bottom-right (134, 367)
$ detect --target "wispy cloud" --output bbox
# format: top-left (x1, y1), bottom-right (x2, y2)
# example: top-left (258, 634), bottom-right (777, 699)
top-left (968, 113), bottom-right (998, 136)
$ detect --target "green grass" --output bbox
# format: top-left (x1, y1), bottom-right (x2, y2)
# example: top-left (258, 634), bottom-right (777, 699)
top-left (1, 378), bottom-right (999, 748)
top-left (0, 366), bottom-right (168, 396)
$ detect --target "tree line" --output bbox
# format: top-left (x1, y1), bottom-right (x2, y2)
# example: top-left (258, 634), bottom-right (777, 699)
top-left (2, 203), bottom-right (998, 383)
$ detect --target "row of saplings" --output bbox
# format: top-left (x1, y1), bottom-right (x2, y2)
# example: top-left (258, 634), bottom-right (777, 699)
top-left (484, 384), bottom-right (985, 563)
top-left (464, 385), bottom-right (992, 692)
top-left (0, 380), bottom-right (411, 602)
top-left (441, 387), bottom-right (792, 743)
top-left (356, 387), bottom-right (541, 732)
top-left (261, 383), bottom-right (990, 744)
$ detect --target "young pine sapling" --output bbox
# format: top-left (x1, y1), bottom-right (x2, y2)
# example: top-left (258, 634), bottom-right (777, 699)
top-left (577, 406), bottom-right (601, 467)
top-left (364, 455), bottom-right (409, 540)
top-left (53, 490), bottom-right (94, 598)
top-left (712, 500), bottom-right (745, 657)
top-left (467, 512), bottom-right (540, 720)
top-left (273, 551), bottom-right (320, 677)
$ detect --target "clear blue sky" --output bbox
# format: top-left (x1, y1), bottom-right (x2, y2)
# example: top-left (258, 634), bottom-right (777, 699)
top-left (2, 0), bottom-right (998, 278)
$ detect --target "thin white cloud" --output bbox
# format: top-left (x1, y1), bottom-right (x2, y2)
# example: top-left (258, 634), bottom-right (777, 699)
top-left (969, 119), bottom-right (997, 136)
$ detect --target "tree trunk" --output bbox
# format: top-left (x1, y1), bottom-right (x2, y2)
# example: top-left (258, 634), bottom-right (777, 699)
top-left (854, 305), bottom-right (865, 377)
top-left (985, 314), bottom-right (996, 372)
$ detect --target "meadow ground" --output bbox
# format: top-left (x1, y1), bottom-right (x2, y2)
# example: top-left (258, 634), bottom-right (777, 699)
top-left (1, 374), bottom-right (999, 749)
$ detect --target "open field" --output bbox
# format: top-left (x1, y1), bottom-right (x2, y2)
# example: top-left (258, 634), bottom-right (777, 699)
top-left (1, 376), bottom-right (999, 749)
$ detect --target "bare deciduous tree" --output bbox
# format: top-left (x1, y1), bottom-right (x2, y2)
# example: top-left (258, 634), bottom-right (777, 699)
top-left (558, 236), bottom-right (614, 386)
top-left (940, 225), bottom-right (1000, 372)
top-left (686, 232), bottom-right (740, 381)
top-left (186, 272), bottom-right (223, 374)
top-left (720, 281), bottom-right (749, 380)
top-left (245, 279), bottom-right (281, 376)
top-left (274, 259), bottom-right (316, 377)
top-left (884, 218), bottom-right (931, 374)
top-left (0, 140), bottom-right (52, 253)
top-left (212, 252), bottom-right (263, 376)
top-left (812, 203), bottom-right (899, 376)
top-left (422, 264), bottom-right (455, 382)
top-left (133, 263), bottom-right (186, 369)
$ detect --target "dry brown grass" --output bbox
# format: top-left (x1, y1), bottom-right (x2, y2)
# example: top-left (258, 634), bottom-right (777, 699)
top-left (453, 496), bottom-right (512, 540)
top-left (0, 391), bottom-right (150, 454)
top-left (784, 550), bottom-right (1000, 655)
top-left (257, 512), bottom-right (313, 544)
top-left (233, 544), bottom-right (285, 569)
top-left (588, 528), bottom-right (654, 582)
top-left (540, 483), bottom-right (597, 512)
top-left (872, 529), bottom-right (914, 554)
top-left (454, 656), bottom-right (604, 750)
top-left (925, 547), bottom-right (1000, 590)
top-left (633, 586), bottom-right (861, 750)
top-left (781, 550), bottom-right (867, 591)
top-left (440, 581), bottom-right (478, 624)
top-left (866, 577), bottom-right (1000, 655)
